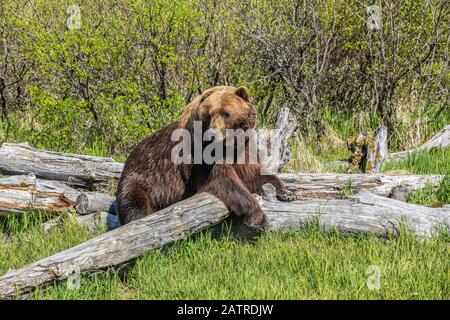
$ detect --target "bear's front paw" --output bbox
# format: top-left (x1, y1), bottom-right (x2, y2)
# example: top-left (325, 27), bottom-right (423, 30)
top-left (276, 189), bottom-right (298, 202)
top-left (244, 211), bottom-right (270, 232)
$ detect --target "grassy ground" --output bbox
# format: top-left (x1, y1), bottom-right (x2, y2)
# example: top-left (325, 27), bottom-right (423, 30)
top-left (0, 149), bottom-right (449, 300)
top-left (1, 216), bottom-right (449, 300)
top-left (0, 111), bottom-right (449, 300)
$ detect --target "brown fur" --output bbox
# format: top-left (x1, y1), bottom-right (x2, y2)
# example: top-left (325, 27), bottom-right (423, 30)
top-left (117, 86), bottom-right (293, 230)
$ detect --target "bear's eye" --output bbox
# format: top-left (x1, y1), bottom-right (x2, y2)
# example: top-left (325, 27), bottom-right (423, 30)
top-left (222, 111), bottom-right (230, 119)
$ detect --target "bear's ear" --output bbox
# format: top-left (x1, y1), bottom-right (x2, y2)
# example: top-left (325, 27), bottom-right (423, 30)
top-left (199, 89), bottom-right (214, 103)
top-left (179, 95), bottom-right (202, 128)
top-left (235, 86), bottom-right (250, 102)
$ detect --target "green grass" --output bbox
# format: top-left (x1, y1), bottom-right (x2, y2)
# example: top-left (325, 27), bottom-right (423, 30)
top-left (0, 212), bottom-right (100, 273)
top-left (1, 216), bottom-right (448, 300)
top-left (1, 110), bottom-right (449, 300)
top-left (382, 149), bottom-right (450, 175)
top-left (1, 147), bottom-right (449, 300)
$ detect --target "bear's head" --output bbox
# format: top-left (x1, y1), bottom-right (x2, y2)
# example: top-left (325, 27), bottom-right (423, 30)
top-left (180, 86), bottom-right (256, 139)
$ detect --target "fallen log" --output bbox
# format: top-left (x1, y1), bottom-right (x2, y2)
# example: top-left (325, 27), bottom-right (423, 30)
top-left (43, 212), bottom-right (108, 233)
top-left (0, 173), bottom-right (80, 215)
top-left (258, 184), bottom-right (449, 237)
top-left (279, 173), bottom-right (444, 198)
top-left (54, 198), bottom-right (450, 236)
top-left (0, 193), bottom-right (229, 299)
top-left (1, 187), bottom-right (449, 299)
top-left (1, 172), bottom-right (443, 215)
top-left (75, 193), bottom-right (115, 215)
top-left (56, 172), bottom-right (446, 233)
top-left (72, 173), bottom-right (444, 215)
top-left (53, 172), bottom-right (446, 229)
top-left (0, 142), bottom-right (124, 187)
top-left (389, 124), bottom-right (450, 160)
top-left (0, 174), bottom-right (114, 216)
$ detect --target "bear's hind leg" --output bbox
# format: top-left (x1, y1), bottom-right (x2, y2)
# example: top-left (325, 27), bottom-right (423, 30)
top-left (117, 182), bottom-right (156, 225)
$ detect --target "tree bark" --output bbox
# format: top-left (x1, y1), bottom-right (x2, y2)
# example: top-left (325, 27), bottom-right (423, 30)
top-left (75, 193), bottom-right (115, 215)
top-left (0, 173), bottom-right (79, 215)
top-left (278, 173), bottom-right (443, 198)
top-left (365, 126), bottom-right (388, 173)
top-left (0, 142), bottom-right (124, 187)
top-left (1, 188), bottom-right (449, 299)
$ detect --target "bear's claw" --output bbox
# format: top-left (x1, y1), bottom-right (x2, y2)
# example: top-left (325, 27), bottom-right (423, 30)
top-left (276, 190), bottom-right (299, 202)
top-left (244, 212), bottom-right (271, 232)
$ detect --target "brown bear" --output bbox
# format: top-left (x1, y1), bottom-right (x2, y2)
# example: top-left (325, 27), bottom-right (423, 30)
top-left (116, 86), bottom-right (295, 230)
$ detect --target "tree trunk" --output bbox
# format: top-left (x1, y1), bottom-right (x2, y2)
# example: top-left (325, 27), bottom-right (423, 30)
top-left (0, 172), bottom-right (443, 215)
top-left (258, 107), bottom-right (298, 173)
top-left (68, 172), bottom-right (444, 215)
top-left (75, 193), bottom-right (115, 215)
top-left (0, 173), bottom-right (79, 215)
top-left (346, 126), bottom-right (388, 173)
top-left (278, 173), bottom-right (443, 198)
top-left (365, 126), bottom-right (388, 173)
top-left (0, 142), bottom-right (124, 187)
top-left (258, 184), bottom-right (449, 237)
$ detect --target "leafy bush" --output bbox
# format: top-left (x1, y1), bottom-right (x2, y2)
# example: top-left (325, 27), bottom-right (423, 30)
top-left (0, 0), bottom-right (448, 156)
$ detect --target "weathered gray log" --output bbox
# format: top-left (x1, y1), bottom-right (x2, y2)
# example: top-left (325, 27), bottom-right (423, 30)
top-left (49, 195), bottom-right (450, 238)
top-left (2, 171), bottom-right (441, 215)
top-left (389, 124), bottom-right (450, 160)
top-left (43, 212), bottom-right (108, 233)
top-left (75, 193), bottom-right (115, 215)
top-left (67, 173), bottom-right (444, 216)
top-left (68, 173), bottom-right (444, 215)
top-left (0, 173), bottom-right (80, 215)
top-left (0, 142), bottom-right (124, 187)
top-left (278, 173), bottom-right (443, 198)
top-left (258, 184), bottom-right (449, 237)
top-left (0, 193), bottom-right (229, 299)
top-left (1, 187), bottom-right (449, 299)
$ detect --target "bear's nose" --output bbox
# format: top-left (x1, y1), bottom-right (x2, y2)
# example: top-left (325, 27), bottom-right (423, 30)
top-left (211, 116), bottom-right (226, 134)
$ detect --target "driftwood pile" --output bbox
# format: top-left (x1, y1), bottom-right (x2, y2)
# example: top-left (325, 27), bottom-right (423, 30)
top-left (0, 120), bottom-right (449, 299)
